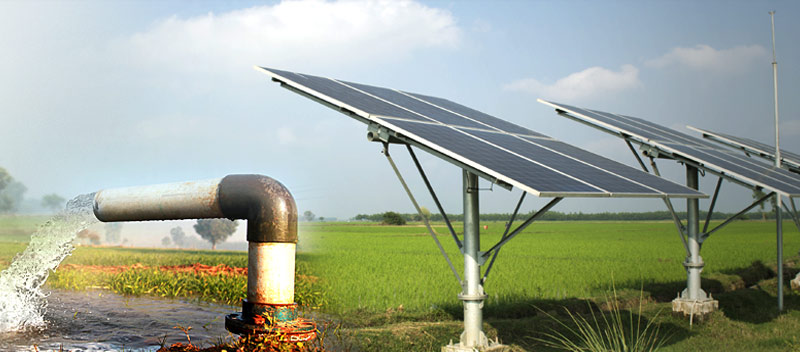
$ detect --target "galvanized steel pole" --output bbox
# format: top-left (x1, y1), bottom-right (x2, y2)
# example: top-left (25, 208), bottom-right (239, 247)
top-left (770, 10), bottom-right (784, 313)
top-left (461, 170), bottom-right (486, 348)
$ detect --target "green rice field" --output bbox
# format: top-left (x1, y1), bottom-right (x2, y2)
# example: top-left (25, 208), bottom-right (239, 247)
top-left (2, 215), bottom-right (800, 351)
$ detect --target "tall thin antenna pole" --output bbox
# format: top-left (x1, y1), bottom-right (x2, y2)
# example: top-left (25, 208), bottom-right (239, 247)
top-left (769, 11), bottom-right (783, 313)
top-left (770, 11), bottom-right (780, 167)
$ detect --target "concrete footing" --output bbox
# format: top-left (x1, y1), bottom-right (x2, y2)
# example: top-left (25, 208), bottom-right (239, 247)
top-left (442, 336), bottom-right (509, 352)
top-left (672, 296), bottom-right (718, 320)
top-left (791, 273), bottom-right (800, 290)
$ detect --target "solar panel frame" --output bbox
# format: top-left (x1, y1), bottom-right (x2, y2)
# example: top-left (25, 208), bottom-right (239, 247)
top-left (539, 98), bottom-right (800, 197)
top-left (687, 125), bottom-right (800, 173)
top-left (257, 67), bottom-right (706, 198)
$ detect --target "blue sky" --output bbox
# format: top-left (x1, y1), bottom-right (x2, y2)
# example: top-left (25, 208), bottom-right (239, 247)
top-left (1, 0), bottom-right (798, 221)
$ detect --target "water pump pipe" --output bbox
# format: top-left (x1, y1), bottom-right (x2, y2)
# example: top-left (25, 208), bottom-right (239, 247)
top-left (92, 174), bottom-right (315, 341)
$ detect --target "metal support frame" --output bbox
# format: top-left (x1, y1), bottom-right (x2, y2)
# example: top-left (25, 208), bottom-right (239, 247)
top-left (381, 142), bottom-right (529, 350)
top-left (633, 147), bottom-right (717, 315)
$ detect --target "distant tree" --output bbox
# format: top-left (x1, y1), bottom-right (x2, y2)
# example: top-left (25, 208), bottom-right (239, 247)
top-left (354, 214), bottom-right (369, 221)
top-left (76, 229), bottom-right (101, 245)
top-left (42, 193), bottom-right (66, 212)
top-left (303, 210), bottom-right (315, 222)
top-left (382, 211), bottom-right (406, 225)
top-left (194, 219), bottom-right (238, 250)
top-left (161, 236), bottom-right (171, 247)
top-left (753, 189), bottom-right (767, 220)
top-left (412, 206), bottom-right (431, 221)
top-left (319, 216), bottom-right (325, 221)
top-left (421, 206), bottom-right (432, 220)
top-left (170, 226), bottom-right (186, 248)
top-left (104, 223), bottom-right (123, 243)
top-left (0, 168), bottom-right (22, 213)
top-left (0, 168), bottom-right (11, 190)
top-left (0, 181), bottom-right (26, 213)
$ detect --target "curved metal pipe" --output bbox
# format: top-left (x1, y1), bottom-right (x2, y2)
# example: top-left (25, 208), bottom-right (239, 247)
top-left (94, 174), bottom-right (297, 243)
top-left (92, 174), bottom-right (313, 340)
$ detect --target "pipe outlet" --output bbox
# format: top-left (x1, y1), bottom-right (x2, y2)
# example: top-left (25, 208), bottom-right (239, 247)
top-left (91, 174), bottom-right (312, 340)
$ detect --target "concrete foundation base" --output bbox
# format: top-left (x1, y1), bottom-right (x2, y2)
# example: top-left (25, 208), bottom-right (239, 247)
top-left (442, 337), bottom-right (509, 352)
top-left (672, 297), bottom-right (718, 320)
top-left (791, 273), bottom-right (800, 290)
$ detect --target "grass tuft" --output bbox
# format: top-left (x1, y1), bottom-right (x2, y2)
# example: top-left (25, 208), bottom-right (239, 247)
top-left (533, 283), bottom-right (668, 352)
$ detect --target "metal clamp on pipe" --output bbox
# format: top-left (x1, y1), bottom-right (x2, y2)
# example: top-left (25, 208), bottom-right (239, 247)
top-left (93, 174), bottom-right (316, 342)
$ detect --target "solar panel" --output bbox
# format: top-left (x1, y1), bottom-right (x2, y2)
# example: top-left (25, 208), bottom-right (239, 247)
top-left (687, 126), bottom-right (800, 173)
top-left (540, 99), bottom-right (800, 197)
top-left (258, 67), bottom-right (704, 198)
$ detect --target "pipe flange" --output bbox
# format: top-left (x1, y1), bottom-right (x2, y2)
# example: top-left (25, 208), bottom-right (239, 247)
top-left (225, 313), bottom-right (317, 342)
top-left (683, 261), bottom-right (705, 269)
top-left (457, 292), bottom-right (488, 302)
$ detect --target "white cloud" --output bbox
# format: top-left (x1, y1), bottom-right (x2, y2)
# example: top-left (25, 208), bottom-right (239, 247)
top-left (645, 44), bottom-right (767, 73)
top-left (123, 0), bottom-right (461, 73)
top-left (276, 126), bottom-right (297, 145)
top-left (504, 64), bottom-right (640, 101)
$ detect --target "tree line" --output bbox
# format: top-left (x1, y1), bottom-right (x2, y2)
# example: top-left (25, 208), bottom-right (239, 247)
top-left (353, 208), bottom-right (792, 223)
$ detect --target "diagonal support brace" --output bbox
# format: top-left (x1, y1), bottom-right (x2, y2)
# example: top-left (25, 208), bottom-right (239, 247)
top-left (782, 198), bottom-right (800, 233)
top-left (481, 197), bottom-right (563, 261)
top-left (701, 191), bottom-right (775, 243)
top-left (647, 156), bottom-right (690, 256)
top-left (482, 191), bottom-right (527, 283)
top-left (702, 177), bottom-right (724, 234)
top-left (406, 144), bottom-right (463, 250)
top-left (382, 143), bottom-right (462, 285)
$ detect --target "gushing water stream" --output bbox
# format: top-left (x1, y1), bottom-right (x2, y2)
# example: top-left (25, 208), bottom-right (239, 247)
top-left (0, 193), bottom-right (97, 332)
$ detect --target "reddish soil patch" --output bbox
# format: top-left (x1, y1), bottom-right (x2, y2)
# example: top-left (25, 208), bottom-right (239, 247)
top-left (58, 263), bottom-right (319, 283)
top-left (59, 263), bottom-right (246, 275)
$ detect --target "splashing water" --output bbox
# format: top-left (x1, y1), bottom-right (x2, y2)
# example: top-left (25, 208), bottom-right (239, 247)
top-left (0, 193), bottom-right (98, 332)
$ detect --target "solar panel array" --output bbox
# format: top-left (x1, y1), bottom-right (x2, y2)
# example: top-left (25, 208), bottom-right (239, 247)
top-left (258, 67), bottom-right (704, 198)
top-left (539, 99), bottom-right (800, 197)
top-left (687, 126), bottom-right (800, 173)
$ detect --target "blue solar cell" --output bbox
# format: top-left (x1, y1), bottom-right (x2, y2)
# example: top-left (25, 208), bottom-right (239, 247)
top-left (338, 80), bottom-right (487, 129)
top-left (405, 92), bottom-right (547, 137)
top-left (461, 129), bottom-right (657, 194)
top-left (524, 137), bottom-right (700, 195)
top-left (264, 67), bottom-right (429, 122)
top-left (381, 118), bottom-right (605, 195)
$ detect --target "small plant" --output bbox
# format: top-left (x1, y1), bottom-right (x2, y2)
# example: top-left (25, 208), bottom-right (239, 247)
top-left (533, 284), bottom-right (667, 352)
top-left (174, 324), bottom-right (193, 345)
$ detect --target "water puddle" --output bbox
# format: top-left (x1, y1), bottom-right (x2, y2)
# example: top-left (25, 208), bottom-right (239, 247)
top-left (0, 289), bottom-right (237, 351)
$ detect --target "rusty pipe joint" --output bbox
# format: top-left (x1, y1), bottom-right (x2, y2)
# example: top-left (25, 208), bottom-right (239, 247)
top-left (93, 174), bottom-right (314, 340)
